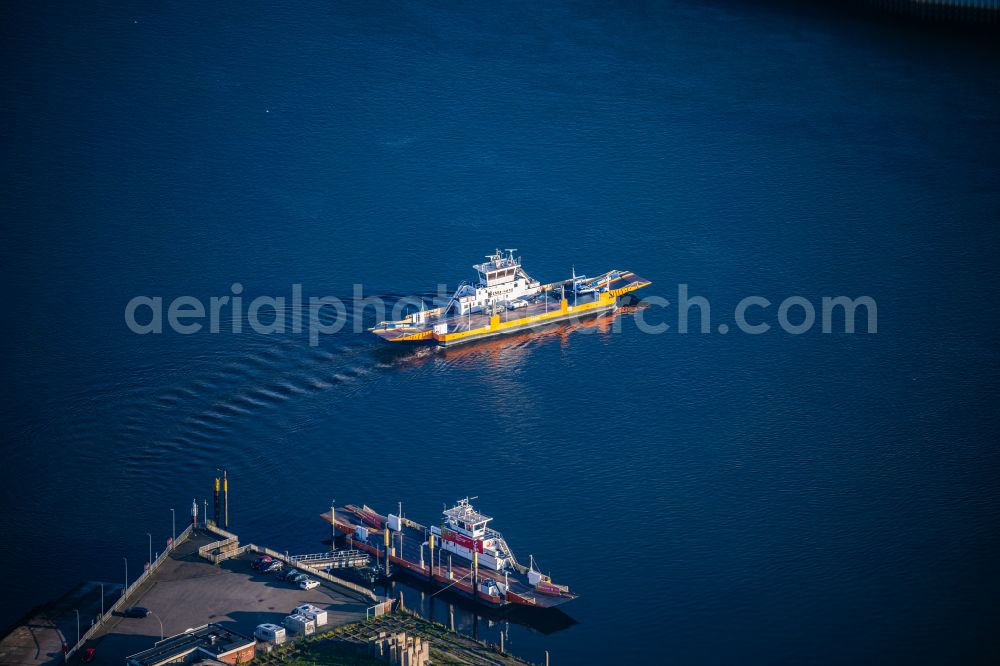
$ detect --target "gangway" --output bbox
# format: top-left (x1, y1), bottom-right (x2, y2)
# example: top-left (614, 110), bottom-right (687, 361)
top-left (288, 549), bottom-right (370, 569)
top-left (485, 528), bottom-right (526, 574)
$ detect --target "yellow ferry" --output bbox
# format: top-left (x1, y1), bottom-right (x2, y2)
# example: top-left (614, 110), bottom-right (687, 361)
top-left (370, 249), bottom-right (650, 346)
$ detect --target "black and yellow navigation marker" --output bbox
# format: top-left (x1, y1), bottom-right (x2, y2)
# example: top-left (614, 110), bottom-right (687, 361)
top-left (211, 469), bottom-right (229, 529)
top-left (213, 476), bottom-right (220, 526)
top-left (222, 469), bottom-right (229, 529)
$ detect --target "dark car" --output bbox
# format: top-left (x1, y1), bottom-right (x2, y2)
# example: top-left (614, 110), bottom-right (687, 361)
top-left (251, 555), bottom-right (273, 570)
top-left (287, 572), bottom-right (308, 585)
top-left (80, 648), bottom-right (97, 663)
top-left (123, 607), bottom-right (150, 618)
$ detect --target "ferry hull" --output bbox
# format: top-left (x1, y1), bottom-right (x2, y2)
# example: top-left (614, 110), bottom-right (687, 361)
top-left (437, 302), bottom-right (617, 346)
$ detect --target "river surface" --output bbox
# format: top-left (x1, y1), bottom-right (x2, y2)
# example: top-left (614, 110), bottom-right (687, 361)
top-left (2, 1), bottom-right (999, 663)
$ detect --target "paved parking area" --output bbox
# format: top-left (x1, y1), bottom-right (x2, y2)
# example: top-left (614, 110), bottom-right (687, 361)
top-left (84, 531), bottom-right (369, 664)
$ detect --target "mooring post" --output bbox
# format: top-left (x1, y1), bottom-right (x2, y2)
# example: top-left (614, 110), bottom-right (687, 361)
top-left (428, 533), bottom-right (435, 580)
top-left (330, 499), bottom-right (336, 551)
top-left (472, 549), bottom-right (479, 605)
top-left (223, 469), bottom-right (229, 529)
top-left (383, 527), bottom-right (391, 577)
top-left (213, 477), bottom-right (220, 525)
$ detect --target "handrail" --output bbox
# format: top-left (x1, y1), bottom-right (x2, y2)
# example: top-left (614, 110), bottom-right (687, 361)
top-left (482, 528), bottom-right (526, 574)
top-left (237, 543), bottom-right (379, 602)
top-left (288, 550), bottom-right (366, 563)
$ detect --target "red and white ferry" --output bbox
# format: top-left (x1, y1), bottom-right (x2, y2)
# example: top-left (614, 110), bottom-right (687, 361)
top-left (323, 498), bottom-right (577, 609)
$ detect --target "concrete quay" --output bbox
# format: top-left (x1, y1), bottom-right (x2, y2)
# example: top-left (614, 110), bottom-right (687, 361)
top-left (0, 528), bottom-right (371, 665)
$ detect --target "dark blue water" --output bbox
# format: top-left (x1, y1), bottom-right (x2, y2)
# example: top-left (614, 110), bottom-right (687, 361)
top-left (3, 1), bottom-right (999, 663)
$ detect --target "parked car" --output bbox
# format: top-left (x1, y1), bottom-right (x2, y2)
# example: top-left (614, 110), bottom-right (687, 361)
top-left (80, 648), bottom-right (97, 663)
top-left (299, 578), bottom-right (320, 590)
top-left (251, 555), bottom-right (273, 570)
top-left (263, 560), bottom-right (284, 573)
top-left (286, 572), bottom-right (308, 585)
top-left (123, 607), bottom-right (150, 618)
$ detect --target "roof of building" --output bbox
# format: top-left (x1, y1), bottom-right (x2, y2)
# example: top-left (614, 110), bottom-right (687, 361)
top-left (443, 499), bottom-right (492, 525)
top-left (126, 623), bottom-right (256, 666)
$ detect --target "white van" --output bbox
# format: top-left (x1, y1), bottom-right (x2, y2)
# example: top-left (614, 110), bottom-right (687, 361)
top-left (282, 614), bottom-right (316, 636)
top-left (293, 604), bottom-right (328, 627)
top-left (255, 623), bottom-right (287, 645)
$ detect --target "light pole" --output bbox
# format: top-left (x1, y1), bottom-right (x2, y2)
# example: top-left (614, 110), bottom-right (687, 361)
top-left (123, 557), bottom-right (128, 596)
top-left (148, 610), bottom-right (164, 640)
top-left (170, 509), bottom-right (176, 549)
top-left (74, 609), bottom-right (79, 645)
top-left (330, 498), bottom-right (336, 552)
top-left (99, 582), bottom-right (104, 618)
top-left (146, 533), bottom-right (152, 566)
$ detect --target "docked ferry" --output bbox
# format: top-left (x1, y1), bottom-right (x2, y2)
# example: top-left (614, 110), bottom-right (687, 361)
top-left (370, 249), bottom-right (650, 346)
top-left (323, 498), bottom-right (578, 609)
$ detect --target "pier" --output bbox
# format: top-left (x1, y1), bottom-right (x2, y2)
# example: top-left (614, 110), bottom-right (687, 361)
top-left (0, 473), bottom-right (571, 665)
top-left (0, 523), bottom-right (373, 665)
top-left (0, 516), bottom-right (563, 665)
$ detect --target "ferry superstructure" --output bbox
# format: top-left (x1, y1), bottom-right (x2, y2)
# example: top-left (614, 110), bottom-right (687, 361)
top-left (323, 498), bottom-right (577, 609)
top-left (370, 249), bottom-right (650, 346)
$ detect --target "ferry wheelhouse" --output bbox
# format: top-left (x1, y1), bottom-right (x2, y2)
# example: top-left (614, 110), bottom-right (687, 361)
top-left (432, 498), bottom-right (516, 572)
top-left (453, 249), bottom-right (541, 316)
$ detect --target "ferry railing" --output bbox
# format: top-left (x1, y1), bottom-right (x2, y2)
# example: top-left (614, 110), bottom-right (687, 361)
top-left (483, 528), bottom-right (527, 574)
top-left (400, 516), bottom-right (426, 531)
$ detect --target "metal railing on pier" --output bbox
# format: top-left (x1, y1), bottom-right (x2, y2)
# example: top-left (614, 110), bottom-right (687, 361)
top-left (196, 525), bottom-right (380, 602)
top-left (65, 523), bottom-right (195, 660)
top-left (288, 550), bottom-right (370, 568)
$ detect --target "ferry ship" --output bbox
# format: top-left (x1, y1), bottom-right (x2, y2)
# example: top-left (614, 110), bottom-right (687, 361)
top-left (370, 249), bottom-right (650, 346)
top-left (323, 498), bottom-right (577, 609)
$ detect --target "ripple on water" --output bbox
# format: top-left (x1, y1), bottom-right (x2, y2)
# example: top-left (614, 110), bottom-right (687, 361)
top-left (214, 401), bottom-right (254, 416)
top-left (232, 393), bottom-right (269, 409)
top-left (250, 387), bottom-right (286, 403)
